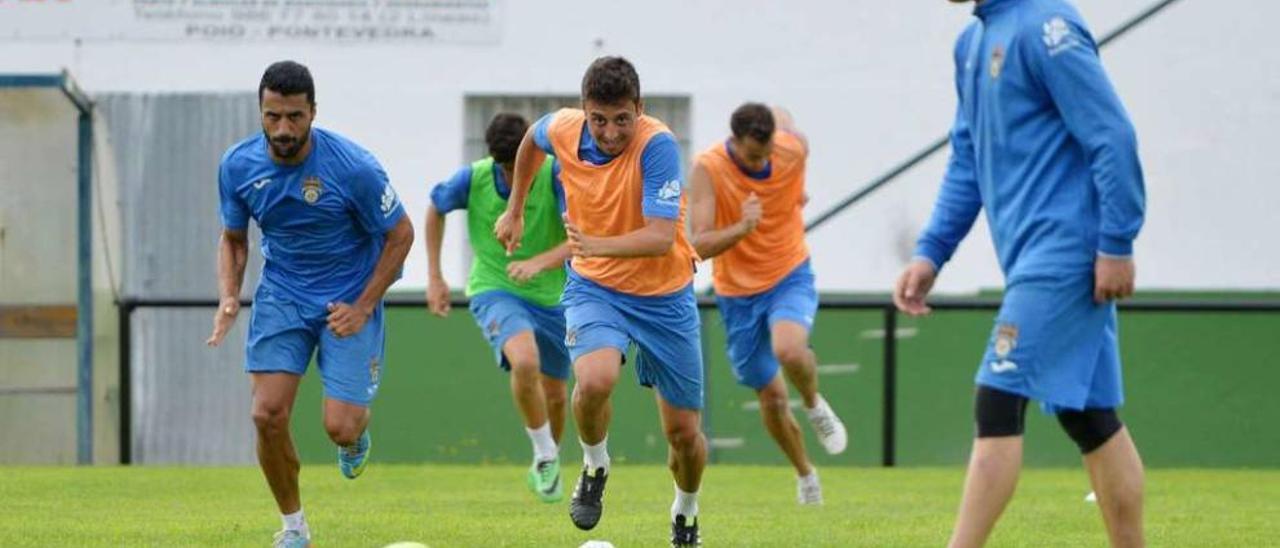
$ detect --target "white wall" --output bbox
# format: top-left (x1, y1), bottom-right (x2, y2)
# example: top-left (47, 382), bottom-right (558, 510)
top-left (4, 0), bottom-right (1276, 293)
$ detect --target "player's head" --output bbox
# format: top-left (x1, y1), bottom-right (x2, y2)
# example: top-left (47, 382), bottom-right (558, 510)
top-left (581, 56), bottom-right (643, 156)
top-left (485, 113), bottom-right (528, 169)
top-left (258, 60), bottom-right (316, 161)
top-left (729, 102), bottom-right (776, 173)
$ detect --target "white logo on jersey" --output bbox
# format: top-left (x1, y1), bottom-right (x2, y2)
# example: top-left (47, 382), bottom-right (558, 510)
top-left (990, 360), bottom-right (1019, 374)
top-left (380, 185), bottom-right (399, 217)
top-left (252, 178), bottom-right (272, 190)
top-left (657, 179), bottom-right (682, 202)
top-left (1043, 17), bottom-right (1079, 56)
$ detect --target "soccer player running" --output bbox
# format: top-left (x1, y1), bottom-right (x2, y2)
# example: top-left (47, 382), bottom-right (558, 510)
top-left (495, 57), bottom-right (706, 546)
top-left (424, 112), bottom-right (572, 503)
top-left (688, 103), bottom-right (848, 505)
top-left (896, 1), bottom-right (1146, 546)
top-left (207, 61), bottom-right (413, 548)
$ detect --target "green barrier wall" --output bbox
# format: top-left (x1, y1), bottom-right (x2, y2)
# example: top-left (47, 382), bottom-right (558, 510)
top-left (291, 304), bottom-right (1280, 468)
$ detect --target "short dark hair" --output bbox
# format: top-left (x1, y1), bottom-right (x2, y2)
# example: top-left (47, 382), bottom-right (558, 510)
top-left (259, 60), bottom-right (315, 105)
top-left (730, 103), bottom-right (775, 142)
top-left (581, 56), bottom-right (641, 106)
top-left (485, 112), bottom-right (528, 165)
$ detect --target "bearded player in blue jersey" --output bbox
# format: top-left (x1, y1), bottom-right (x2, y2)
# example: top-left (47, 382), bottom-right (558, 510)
top-left (895, 1), bottom-right (1147, 547)
top-left (207, 61), bottom-right (414, 548)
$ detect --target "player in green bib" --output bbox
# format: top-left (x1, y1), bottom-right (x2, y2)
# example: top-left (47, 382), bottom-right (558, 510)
top-left (425, 113), bottom-right (571, 502)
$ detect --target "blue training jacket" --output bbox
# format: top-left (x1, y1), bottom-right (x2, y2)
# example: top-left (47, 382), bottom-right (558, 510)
top-left (914, 0), bottom-right (1145, 285)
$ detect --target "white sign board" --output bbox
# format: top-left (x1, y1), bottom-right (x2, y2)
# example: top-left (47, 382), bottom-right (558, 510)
top-left (0, 0), bottom-right (502, 43)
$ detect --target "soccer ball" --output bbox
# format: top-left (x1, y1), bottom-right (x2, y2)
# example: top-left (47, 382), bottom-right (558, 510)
top-left (579, 541), bottom-right (616, 548)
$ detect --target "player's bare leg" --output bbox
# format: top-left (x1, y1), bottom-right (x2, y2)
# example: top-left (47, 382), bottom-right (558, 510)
top-left (657, 392), bottom-right (706, 546)
top-left (541, 375), bottom-right (568, 443)
top-left (774, 321), bottom-right (846, 454)
top-left (1084, 427), bottom-right (1145, 548)
top-left (504, 332), bottom-right (550, 429)
top-left (504, 331), bottom-right (564, 502)
top-left (324, 396), bottom-right (372, 479)
top-left (250, 372), bottom-right (304, 514)
top-left (949, 436), bottom-right (1023, 548)
top-left (568, 348), bottom-right (622, 530)
top-left (772, 321), bottom-right (819, 407)
top-left (756, 375), bottom-right (812, 475)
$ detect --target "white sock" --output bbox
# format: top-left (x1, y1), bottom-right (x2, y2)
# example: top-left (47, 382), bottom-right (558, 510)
top-left (671, 483), bottom-right (699, 521)
top-left (526, 422), bottom-right (558, 462)
top-left (282, 509), bottom-right (309, 537)
top-left (581, 436), bottom-right (610, 474)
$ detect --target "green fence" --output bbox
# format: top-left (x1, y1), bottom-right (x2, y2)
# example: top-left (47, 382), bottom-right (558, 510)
top-left (286, 298), bottom-right (1280, 468)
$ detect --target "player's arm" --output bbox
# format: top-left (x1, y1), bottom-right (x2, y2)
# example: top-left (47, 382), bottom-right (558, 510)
top-left (208, 161), bottom-right (250, 347)
top-left (328, 158), bottom-right (414, 337)
top-left (424, 204), bottom-right (449, 315)
top-left (207, 227), bottom-right (249, 346)
top-left (895, 41), bottom-right (983, 316)
top-left (508, 242), bottom-right (572, 283)
top-left (565, 216), bottom-right (677, 258)
top-left (564, 133), bottom-right (683, 258)
top-left (689, 161), bottom-right (759, 259)
top-left (495, 120), bottom-right (551, 255)
top-left (350, 214), bottom-right (414, 318)
top-left (771, 105), bottom-right (809, 154)
top-left (1024, 15), bottom-right (1144, 301)
top-left (507, 162), bottom-right (571, 282)
top-left (424, 167), bottom-right (471, 316)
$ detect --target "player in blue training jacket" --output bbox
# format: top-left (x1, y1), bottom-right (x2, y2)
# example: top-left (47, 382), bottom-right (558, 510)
top-left (895, 1), bottom-right (1146, 546)
top-left (207, 61), bottom-right (414, 548)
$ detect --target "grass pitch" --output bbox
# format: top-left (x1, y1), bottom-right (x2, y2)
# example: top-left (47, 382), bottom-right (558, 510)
top-left (1, 464), bottom-right (1275, 546)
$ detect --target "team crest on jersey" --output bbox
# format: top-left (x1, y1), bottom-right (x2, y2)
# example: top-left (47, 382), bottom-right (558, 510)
top-left (994, 323), bottom-right (1018, 358)
top-left (565, 328), bottom-right (577, 347)
top-left (369, 356), bottom-right (381, 386)
top-left (302, 176), bottom-right (323, 204)
top-left (487, 320), bottom-right (500, 338)
top-left (989, 46), bottom-right (1005, 79)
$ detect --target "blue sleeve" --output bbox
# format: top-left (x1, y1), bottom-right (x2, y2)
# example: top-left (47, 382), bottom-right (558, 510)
top-left (428, 166), bottom-right (472, 214)
top-left (914, 105), bottom-right (983, 271)
top-left (217, 158), bottom-right (249, 230)
top-left (639, 133), bottom-right (683, 220)
top-left (531, 113), bottom-right (557, 156)
top-left (348, 153), bottom-right (406, 234)
top-left (1024, 14), bottom-right (1145, 256)
top-left (551, 160), bottom-right (567, 215)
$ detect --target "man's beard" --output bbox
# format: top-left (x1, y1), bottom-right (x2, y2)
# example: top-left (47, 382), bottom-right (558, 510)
top-left (267, 129), bottom-right (309, 159)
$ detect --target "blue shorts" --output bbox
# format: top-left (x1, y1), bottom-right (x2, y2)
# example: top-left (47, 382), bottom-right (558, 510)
top-left (715, 260), bottom-right (818, 390)
top-left (245, 285), bottom-right (386, 406)
top-left (468, 290), bottom-right (571, 381)
top-left (975, 276), bottom-right (1123, 414)
top-left (562, 270), bottom-right (704, 410)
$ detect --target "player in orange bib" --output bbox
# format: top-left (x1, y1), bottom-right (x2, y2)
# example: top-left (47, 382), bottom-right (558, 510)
top-left (494, 57), bottom-right (704, 546)
top-left (689, 103), bottom-right (849, 505)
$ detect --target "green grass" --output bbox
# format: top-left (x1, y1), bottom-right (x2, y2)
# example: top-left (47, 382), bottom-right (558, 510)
top-left (2, 465), bottom-right (1276, 546)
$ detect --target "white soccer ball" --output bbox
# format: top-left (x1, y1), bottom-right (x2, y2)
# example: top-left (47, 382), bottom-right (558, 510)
top-left (1084, 491), bottom-right (1097, 503)
top-left (579, 541), bottom-right (616, 548)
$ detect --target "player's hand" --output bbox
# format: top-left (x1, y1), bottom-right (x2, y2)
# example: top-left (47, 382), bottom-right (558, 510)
top-left (739, 192), bottom-right (763, 233)
top-left (494, 209), bottom-right (525, 256)
top-left (426, 276), bottom-right (451, 317)
top-left (563, 214), bottom-right (599, 258)
top-left (1094, 255), bottom-right (1135, 303)
top-left (327, 302), bottom-right (371, 338)
top-left (506, 259), bottom-right (541, 284)
top-left (205, 297), bottom-right (240, 347)
top-left (893, 259), bottom-right (937, 316)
